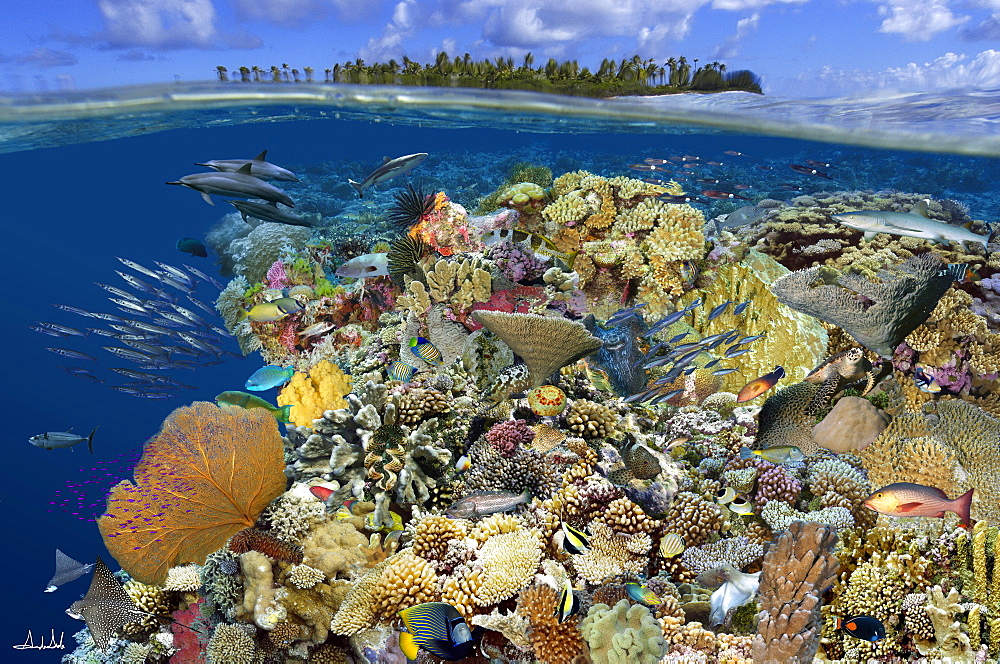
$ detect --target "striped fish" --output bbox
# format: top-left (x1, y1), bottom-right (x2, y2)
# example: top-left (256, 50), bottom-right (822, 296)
top-left (560, 522), bottom-right (589, 555)
top-left (659, 533), bottom-right (685, 558)
top-left (397, 602), bottom-right (478, 660)
top-left (409, 336), bottom-right (442, 366)
top-left (388, 360), bottom-right (418, 382)
top-left (555, 577), bottom-right (581, 623)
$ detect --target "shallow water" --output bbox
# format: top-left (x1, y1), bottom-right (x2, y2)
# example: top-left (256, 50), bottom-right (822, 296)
top-left (1, 82), bottom-right (998, 661)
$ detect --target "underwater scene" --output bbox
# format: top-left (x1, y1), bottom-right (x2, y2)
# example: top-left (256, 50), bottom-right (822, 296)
top-left (4, 84), bottom-right (1000, 664)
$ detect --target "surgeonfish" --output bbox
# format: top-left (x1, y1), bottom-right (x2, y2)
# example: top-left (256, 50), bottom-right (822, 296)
top-left (397, 602), bottom-right (480, 661)
top-left (215, 391), bottom-right (292, 423)
top-left (387, 360), bottom-right (418, 382)
top-left (836, 615), bottom-right (886, 642)
top-left (863, 482), bottom-right (974, 526)
top-left (445, 489), bottom-right (531, 519)
top-left (245, 365), bottom-right (295, 391)
top-left (349, 153), bottom-right (428, 198)
top-left (659, 533), bottom-right (685, 558)
top-left (196, 150), bottom-right (300, 181)
top-left (625, 582), bottom-right (662, 606)
top-left (560, 521), bottom-right (590, 555)
top-left (29, 426), bottom-right (98, 454)
top-left (176, 237), bottom-right (208, 257)
top-left (409, 336), bottom-right (443, 366)
top-left (736, 365), bottom-right (785, 402)
top-left (740, 445), bottom-right (805, 464)
top-left (335, 252), bottom-right (390, 278)
top-left (554, 578), bottom-right (581, 623)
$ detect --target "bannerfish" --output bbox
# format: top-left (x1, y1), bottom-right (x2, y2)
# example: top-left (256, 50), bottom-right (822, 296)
top-left (227, 200), bottom-right (317, 227)
top-left (215, 391), bottom-right (292, 424)
top-left (409, 336), bottom-right (443, 366)
top-left (196, 150), bottom-right (300, 181)
top-left (737, 366), bottom-right (785, 402)
top-left (560, 521), bottom-right (589, 555)
top-left (863, 482), bottom-right (974, 526)
top-left (245, 365), bottom-right (295, 391)
top-left (176, 237), bottom-right (207, 257)
top-left (836, 615), bottom-right (886, 642)
top-left (30, 426), bottom-right (98, 454)
top-left (387, 360), bottom-right (418, 382)
top-left (832, 200), bottom-right (991, 250)
top-left (740, 445), bottom-right (805, 464)
top-left (166, 164), bottom-right (296, 207)
top-left (397, 602), bottom-right (480, 661)
top-left (335, 252), bottom-right (390, 278)
top-left (349, 153), bottom-right (428, 198)
top-left (445, 489), bottom-right (531, 519)
top-left (659, 533), bottom-right (685, 558)
top-left (554, 578), bottom-right (580, 623)
top-left (625, 582), bottom-right (661, 606)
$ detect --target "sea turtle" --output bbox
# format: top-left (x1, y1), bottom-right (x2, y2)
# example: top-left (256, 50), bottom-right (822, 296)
top-left (801, 348), bottom-right (877, 415)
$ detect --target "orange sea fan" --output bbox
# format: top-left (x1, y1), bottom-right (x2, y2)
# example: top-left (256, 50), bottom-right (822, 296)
top-left (97, 402), bottom-right (287, 585)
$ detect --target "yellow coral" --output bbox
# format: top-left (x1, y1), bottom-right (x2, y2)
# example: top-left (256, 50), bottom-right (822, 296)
top-left (476, 529), bottom-right (543, 605)
top-left (277, 361), bottom-right (350, 427)
top-left (369, 551), bottom-right (440, 620)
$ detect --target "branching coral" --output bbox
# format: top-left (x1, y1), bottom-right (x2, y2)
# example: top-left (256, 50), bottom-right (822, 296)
top-left (516, 583), bottom-right (585, 664)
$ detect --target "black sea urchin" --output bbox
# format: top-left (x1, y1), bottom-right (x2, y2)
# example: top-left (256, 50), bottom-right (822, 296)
top-left (387, 184), bottom-right (434, 229)
top-left (387, 235), bottom-right (429, 283)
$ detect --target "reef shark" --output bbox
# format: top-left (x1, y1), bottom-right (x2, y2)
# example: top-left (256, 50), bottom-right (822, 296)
top-left (167, 163), bottom-right (295, 207)
top-left (348, 153), bottom-right (427, 198)
top-left (831, 200), bottom-right (991, 250)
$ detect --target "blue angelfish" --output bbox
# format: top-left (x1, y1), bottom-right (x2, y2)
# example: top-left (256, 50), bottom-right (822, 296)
top-left (397, 602), bottom-right (481, 661)
top-left (409, 336), bottom-right (442, 366)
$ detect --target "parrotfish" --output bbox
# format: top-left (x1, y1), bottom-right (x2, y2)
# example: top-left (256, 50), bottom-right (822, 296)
top-left (215, 391), bottom-right (292, 424)
top-left (737, 366), bottom-right (785, 402)
top-left (863, 482), bottom-right (974, 526)
top-left (245, 365), bottom-right (295, 391)
top-left (397, 602), bottom-right (480, 661)
top-left (176, 237), bottom-right (208, 257)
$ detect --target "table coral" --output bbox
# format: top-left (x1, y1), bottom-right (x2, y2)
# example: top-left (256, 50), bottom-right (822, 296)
top-left (277, 361), bottom-right (351, 428)
top-left (572, 521), bottom-right (649, 584)
top-left (475, 528), bottom-right (543, 605)
top-left (580, 599), bottom-right (668, 664)
top-left (760, 502), bottom-right (854, 531)
top-left (680, 537), bottom-right (765, 575)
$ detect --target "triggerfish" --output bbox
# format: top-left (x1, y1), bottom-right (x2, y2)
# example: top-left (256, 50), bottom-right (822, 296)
top-left (914, 365), bottom-right (942, 393)
top-left (736, 366), bottom-right (785, 402)
top-left (176, 237), bottom-right (208, 257)
top-left (215, 391), bottom-right (292, 424)
top-left (554, 578), bottom-right (581, 623)
top-left (836, 615), bottom-right (886, 642)
top-left (863, 482), bottom-right (974, 526)
top-left (625, 582), bottom-right (661, 606)
top-left (397, 602), bottom-right (481, 661)
top-left (740, 445), bottom-right (805, 464)
top-left (241, 298), bottom-right (303, 322)
top-left (245, 365), bottom-right (295, 391)
top-left (409, 336), bottom-right (442, 366)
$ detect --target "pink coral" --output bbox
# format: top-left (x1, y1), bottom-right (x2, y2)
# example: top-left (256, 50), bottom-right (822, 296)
top-left (754, 466), bottom-right (801, 507)
top-left (171, 598), bottom-right (209, 663)
top-left (465, 286), bottom-right (548, 330)
top-left (485, 419), bottom-right (535, 457)
top-left (278, 318), bottom-right (299, 352)
top-left (266, 260), bottom-right (289, 289)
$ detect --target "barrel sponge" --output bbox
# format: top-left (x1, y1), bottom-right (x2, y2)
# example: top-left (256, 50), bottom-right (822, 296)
top-left (278, 362), bottom-right (351, 428)
top-left (580, 599), bottom-right (667, 664)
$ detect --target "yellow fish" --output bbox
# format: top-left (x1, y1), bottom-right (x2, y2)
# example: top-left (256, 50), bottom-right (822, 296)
top-left (659, 533), bottom-right (685, 558)
top-left (554, 577), bottom-right (580, 623)
top-left (364, 510), bottom-right (403, 533)
top-left (728, 496), bottom-right (756, 516)
top-left (241, 297), bottom-right (303, 322)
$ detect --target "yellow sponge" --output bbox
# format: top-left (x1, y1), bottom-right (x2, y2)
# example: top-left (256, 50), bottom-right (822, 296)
top-left (277, 361), bottom-right (350, 427)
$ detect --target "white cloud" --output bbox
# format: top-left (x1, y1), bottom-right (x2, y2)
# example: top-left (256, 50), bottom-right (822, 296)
top-left (772, 49), bottom-right (1000, 96)
top-left (16, 48), bottom-right (78, 67)
top-left (960, 12), bottom-right (1000, 40)
top-left (711, 0), bottom-right (805, 10)
top-left (876, 0), bottom-right (969, 40)
top-left (358, 0), bottom-right (421, 62)
top-left (97, 0), bottom-right (219, 48)
top-left (713, 12), bottom-right (760, 58)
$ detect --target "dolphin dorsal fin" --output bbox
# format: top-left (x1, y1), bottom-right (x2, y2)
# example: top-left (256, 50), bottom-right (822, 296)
top-left (911, 199), bottom-right (931, 218)
top-left (253, 150), bottom-right (267, 161)
top-left (382, 156), bottom-right (391, 165)
top-left (236, 163), bottom-right (254, 175)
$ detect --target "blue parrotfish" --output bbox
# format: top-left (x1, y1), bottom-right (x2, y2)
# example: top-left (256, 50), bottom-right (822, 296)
top-left (245, 365), bottom-right (295, 391)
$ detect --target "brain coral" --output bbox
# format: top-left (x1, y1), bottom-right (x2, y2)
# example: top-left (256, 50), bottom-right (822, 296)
top-left (580, 599), bottom-right (668, 664)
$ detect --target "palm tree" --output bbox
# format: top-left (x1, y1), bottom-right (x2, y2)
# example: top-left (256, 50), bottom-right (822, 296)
top-left (522, 52), bottom-right (535, 71)
top-left (292, 68), bottom-right (300, 83)
top-left (324, 68), bottom-right (332, 83)
top-left (215, 66), bottom-right (229, 82)
top-left (281, 63), bottom-right (291, 82)
top-left (251, 66), bottom-right (261, 83)
top-left (304, 66), bottom-right (314, 83)
top-left (270, 66), bottom-right (281, 82)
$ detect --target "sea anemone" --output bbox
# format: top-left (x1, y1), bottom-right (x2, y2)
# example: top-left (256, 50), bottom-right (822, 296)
top-left (387, 184), bottom-right (434, 230)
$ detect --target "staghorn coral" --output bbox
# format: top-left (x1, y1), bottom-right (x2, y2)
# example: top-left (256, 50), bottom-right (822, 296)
top-left (769, 252), bottom-right (956, 358)
top-left (680, 537), bottom-right (765, 575)
top-left (752, 521), bottom-right (839, 664)
top-left (277, 362), bottom-right (351, 428)
top-left (760, 502), bottom-right (854, 532)
top-left (98, 402), bottom-right (286, 585)
top-left (516, 583), bottom-right (585, 664)
top-left (580, 599), bottom-right (668, 664)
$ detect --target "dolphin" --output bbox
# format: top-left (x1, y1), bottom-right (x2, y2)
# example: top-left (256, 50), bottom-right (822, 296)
top-left (832, 200), bottom-right (991, 250)
top-left (348, 153), bottom-right (427, 198)
top-left (228, 200), bottom-right (318, 227)
top-left (167, 163), bottom-right (295, 207)
top-left (196, 150), bottom-right (299, 181)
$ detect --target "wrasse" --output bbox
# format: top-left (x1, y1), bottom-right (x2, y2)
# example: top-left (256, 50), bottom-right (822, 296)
top-left (737, 366), bottom-right (785, 402)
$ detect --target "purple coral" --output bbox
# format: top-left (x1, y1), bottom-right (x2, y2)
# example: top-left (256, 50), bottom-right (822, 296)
top-left (265, 260), bottom-right (289, 289)
top-left (971, 276), bottom-right (1000, 331)
top-left (754, 466), bottom-right (801, 507)
top-left (485, 419), bottom-right (535, 457)
top-left (485, 240), bottom-right (547, 283)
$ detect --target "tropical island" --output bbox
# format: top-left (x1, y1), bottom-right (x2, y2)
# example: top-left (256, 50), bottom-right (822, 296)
top-left (214, 53), bottom-right (763, 96)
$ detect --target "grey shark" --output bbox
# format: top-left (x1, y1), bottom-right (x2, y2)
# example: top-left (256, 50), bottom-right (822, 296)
top-left (228, 200), bottom-right (317, 227)
top-left (196, 149), bottom-right (299, 181)
top-left (30, 426), bottom-right (98, 454)
top-left (167, 164), bottom-right (295, 207)
top-left (832, 200), bottom-right (991, 250)
top-left (348, 153), bottom-right (427, 198)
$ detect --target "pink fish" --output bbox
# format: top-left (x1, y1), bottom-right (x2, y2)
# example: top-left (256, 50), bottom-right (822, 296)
top-left (863, 483), bottom-right (973, 526)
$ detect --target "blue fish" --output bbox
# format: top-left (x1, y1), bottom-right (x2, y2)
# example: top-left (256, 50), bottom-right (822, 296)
top-left (388, 360), bottom-right (418, 382)
top-left (245, 366), bottom-right (295, 391)
top-left (409, 336), bottom-right (442, 366)
top-left (625, 582), bottom-right (662, 606)
top-left (668, 332), bottom-right (691, 344)
top-left (733, 300), bottom-right (751, 315)
top-left (712, 367), bottom-right (739, 376)
top-left (706, 301), bottom-right (732, 321)
top-left (398, 602), bottom-right (481, 661)
top-left (725, 346), bottom-right (753, 358)
top-left (176, 237), bottom-right (208, 258)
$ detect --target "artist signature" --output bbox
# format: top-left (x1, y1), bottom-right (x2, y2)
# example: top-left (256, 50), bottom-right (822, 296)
top-left (12, 629), bottom-right (65, 650)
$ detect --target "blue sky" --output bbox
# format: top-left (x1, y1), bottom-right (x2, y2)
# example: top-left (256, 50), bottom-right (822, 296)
top-left (4, 0), bottom-right (1000, 97)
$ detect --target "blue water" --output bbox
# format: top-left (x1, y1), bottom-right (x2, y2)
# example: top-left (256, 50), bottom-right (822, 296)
top-left (1, 83), bottom-right (998, 658)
